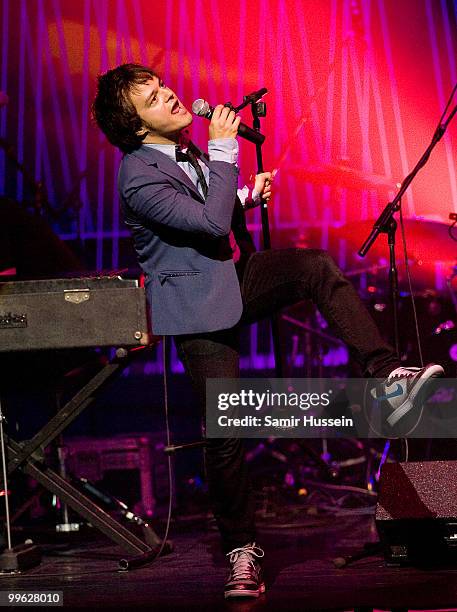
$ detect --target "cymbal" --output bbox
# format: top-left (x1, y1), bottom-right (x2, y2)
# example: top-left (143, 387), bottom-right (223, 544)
top-left (333, 218), bottom-right (457, 264)
top-left (285, 163), bottom-right (397, 191)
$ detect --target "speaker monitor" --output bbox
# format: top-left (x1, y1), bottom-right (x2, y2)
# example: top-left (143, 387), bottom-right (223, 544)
top-left (376, 460), bottom-right (457, 565)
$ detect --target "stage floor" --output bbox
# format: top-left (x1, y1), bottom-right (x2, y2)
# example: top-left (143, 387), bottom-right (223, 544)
top-left (2, 514), bottom-right (457, 611)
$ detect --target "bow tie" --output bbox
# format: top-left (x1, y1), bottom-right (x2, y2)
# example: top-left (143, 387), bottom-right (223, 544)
top-left (175, 147), bottom-right (190, 162)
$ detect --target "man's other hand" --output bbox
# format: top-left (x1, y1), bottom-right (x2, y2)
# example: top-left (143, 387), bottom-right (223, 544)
top-left (254, 169), bottom-right (277, 202)
top-left (209, 105), bottom-right (241, 140)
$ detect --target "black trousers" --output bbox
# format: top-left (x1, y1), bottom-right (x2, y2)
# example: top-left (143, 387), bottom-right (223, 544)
top-left (174, 248), bottom-right (399, 552)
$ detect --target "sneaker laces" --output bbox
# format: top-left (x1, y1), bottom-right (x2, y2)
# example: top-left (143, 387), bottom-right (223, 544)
top-left (386, 366), bottom-right (421, 382)
top-left (226, 544), bottom-right (264, 580)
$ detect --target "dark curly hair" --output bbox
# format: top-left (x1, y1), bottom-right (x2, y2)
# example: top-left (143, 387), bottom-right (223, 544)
top-left (92, 63), bottom-right (158, 153)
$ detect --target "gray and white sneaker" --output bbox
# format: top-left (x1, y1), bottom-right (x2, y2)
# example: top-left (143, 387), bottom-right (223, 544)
top-left (371, 363), bottom-right (444, 427)
top-left (224, 542), bottom-right (265, 599)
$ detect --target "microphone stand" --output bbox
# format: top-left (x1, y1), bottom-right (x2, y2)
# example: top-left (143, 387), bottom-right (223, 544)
top-left (0, 400), bottom-right (41, 572)
top-left (358, 91), bottom-right (457, 356)
top-left (235, 90), bottom-right (283, 377)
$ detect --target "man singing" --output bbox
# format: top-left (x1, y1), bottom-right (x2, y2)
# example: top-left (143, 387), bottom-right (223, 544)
top-left (92, 63), bottom-right (443, 599)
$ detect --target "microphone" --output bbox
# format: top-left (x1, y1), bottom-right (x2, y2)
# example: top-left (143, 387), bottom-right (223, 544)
top-left (192, 99), bottom-right (265, 145)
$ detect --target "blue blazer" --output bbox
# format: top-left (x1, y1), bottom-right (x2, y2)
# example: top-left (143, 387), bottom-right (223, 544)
top-left (118, 144), bottom-right (255, 335)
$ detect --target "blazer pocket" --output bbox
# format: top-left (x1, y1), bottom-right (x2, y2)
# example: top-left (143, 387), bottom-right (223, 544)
top-left (158, 270), bottom-right (202, 285)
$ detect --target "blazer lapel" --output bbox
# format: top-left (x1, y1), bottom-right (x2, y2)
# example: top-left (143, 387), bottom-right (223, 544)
top-left (133, 145), bottom-right (204, 202)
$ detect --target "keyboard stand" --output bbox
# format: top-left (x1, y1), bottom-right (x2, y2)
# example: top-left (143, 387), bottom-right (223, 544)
top-left (4, 347), bottom-right (167, 558)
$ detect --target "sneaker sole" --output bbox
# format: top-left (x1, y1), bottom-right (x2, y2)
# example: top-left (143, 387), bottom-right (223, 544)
top-left (386, 364), bottom-right (444, 427)
top-left (224, 582), bottom-right (266, 599)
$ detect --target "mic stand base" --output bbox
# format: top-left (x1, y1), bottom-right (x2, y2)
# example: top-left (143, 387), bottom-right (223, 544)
top-left (0, 543), bottom-right (41, 573)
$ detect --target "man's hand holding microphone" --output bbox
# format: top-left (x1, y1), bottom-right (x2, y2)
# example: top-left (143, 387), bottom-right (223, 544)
top-left (207, 104), bottom-right (277, 204)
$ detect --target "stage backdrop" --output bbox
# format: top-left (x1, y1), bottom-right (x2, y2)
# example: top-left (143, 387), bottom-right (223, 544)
top-left (0, 0), bottom-right (456, 369)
